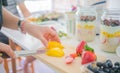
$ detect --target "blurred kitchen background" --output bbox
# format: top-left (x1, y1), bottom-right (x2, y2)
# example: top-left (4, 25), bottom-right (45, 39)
top-left (20, 0), bottom-right (106, 15)
top-left (10, 0), bottom-right (107, 73)
top-left (20, 0), bottom-right (106, 34)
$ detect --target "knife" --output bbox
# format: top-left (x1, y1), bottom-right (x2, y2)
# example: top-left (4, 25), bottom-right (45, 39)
top-left (0, 49), bottom-right (46, 58)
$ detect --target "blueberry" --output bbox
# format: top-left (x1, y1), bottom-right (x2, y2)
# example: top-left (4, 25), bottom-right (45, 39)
top-left (96, 62), bottom-right (103, 68)
top-left (117, 66), bottom-right (120, 70)
top-left (103, 68), bottom-right (110, 72)
top-left (87, 65), bottom-right (94, 72)
top-left (98, 68), bottom-right (103, 72)
top-left (103, 62), bottom-right (109, 68)
top-left (87, 65), bottom-right (98, 73)
top-left (93, 67), bottom-right (99, 73)
top-left (104, 60), bottom-right (113, 68)
top-left (117, 70), bottom-right (120, 73)
top-left (106, 60), bottom-right (112, 63)
top-left (112, 67), bottom-right (118, 72)
top-left (114, 62), bottom-right (120, 66)
top-left (109, 70), bottom-right (115, 73)
top-left (97, 70), bottom-right (106, 73)
top-left (108, 63), bottom-right (113, 68)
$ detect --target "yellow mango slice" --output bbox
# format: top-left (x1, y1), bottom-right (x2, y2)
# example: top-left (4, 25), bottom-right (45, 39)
top-left (46, 48), bottom-right (64, 57)
top-left (47, 41), bottom-right (64, 49)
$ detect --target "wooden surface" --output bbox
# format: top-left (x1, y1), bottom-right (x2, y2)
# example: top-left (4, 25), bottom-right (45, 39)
top-left (33, 45), bottom-right (105, 73)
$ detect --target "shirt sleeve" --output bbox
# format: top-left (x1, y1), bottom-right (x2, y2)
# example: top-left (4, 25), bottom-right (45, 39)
top-left (14, 0), bottom-right (25, 5)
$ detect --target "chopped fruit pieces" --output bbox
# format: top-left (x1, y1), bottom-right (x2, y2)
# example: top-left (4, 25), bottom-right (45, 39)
top-left (46, 41), bottom-right (64, 57)
top-left (46, 48), bottom-right (64, 57)
top-left (81, 51), bottom-right (96, 65)
top-left (76, 41), bottom-right (86, 56)
top-left (47, 41), bottom-right (64, 49)
top-left (70, 53), bottom-right (78, 59)
top-left (65, 56), bottom-right (74, 64)
top-left (65, 53), bottom-right (77, 64)
top-left (76, 40), bottom-right (97, 65)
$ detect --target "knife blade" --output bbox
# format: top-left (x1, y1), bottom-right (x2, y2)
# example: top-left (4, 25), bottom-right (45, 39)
top-left (15, 49), bottom-right (46, 57)
top-left (0, 49), bottom-right (46, 58)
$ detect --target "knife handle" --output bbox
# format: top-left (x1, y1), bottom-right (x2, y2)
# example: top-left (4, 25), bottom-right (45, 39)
top-left (0, 52), bottom-right (10, 58)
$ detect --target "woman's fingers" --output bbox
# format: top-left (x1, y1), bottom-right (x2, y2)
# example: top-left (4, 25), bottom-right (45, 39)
top-left (0, 43), bottom-right (15, 58)
top-left (49, 29), bottom-right (60, 42)
top-left (5, 47), bottom-right (15, 58)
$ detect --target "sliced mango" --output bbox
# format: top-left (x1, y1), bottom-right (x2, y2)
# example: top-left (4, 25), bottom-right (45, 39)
top-left (47, 41), bottom-right (64, 49)
top-left (46, 48), bottom-right (64, 57)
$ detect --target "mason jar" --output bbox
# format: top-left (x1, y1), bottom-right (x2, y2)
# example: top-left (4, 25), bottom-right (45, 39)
top-left (100, 9), bottom-right (120, 53)
top-left (76, 6), bottom-right (97, 42)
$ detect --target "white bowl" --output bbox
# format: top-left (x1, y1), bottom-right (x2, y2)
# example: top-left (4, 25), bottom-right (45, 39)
top-left (116, 46), bottom-right (120, 58)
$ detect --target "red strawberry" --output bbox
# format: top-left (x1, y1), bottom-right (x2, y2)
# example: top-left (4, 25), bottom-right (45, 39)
top-left (81, 51), bottom-right (96, 65)
top-left (76, 41), bottom-right (86, 56)
top-left (70, 53), bottom-right (78, 59)
top-left (65, 56), bottom-right (74, 64)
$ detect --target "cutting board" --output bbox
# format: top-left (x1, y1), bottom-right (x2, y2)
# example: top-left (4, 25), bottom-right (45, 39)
top-left (34, 45), bottom-right (106, 73)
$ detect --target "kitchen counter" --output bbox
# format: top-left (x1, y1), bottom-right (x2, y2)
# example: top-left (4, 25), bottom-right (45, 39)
top-left (1, 27), bottom-right (120, 73)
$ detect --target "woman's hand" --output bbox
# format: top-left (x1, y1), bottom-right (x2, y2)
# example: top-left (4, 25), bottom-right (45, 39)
top-left (24, 22), bottom-right (60, 47)
top-left (37, 26), bottom-right (60, 46)
top-left (0, 43), bottom-right (15, 63)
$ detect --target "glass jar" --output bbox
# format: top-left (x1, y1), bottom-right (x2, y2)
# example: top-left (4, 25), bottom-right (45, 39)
top-left (100, 9), bottom-right (120, 53)
top-left (65, 12), bottom-right (76, 37)
top-left (76, 6), bottom-right (97, 42)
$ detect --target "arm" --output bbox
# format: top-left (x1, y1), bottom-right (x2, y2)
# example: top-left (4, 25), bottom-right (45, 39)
top-left (2, 7), bottom-right (19, 30)
top-left (2, 6), bottom-right (40, 37)
top-left (2, 7), bottom-right (60, 46)
top-left (18, 2), bottom-right (31, 17)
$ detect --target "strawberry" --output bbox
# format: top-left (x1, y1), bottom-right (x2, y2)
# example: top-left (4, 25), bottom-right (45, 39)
top-left (70, 53), bottom-right (78, 59)
top-left (81, 51), bottom-right (96, 65)
top-left (76, 41), bottom-right (86, 56)
top-left (65, 56), bottom-right (74, 64)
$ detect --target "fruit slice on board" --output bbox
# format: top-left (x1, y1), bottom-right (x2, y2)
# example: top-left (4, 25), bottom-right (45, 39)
top-left (81, 51), bottom-right (96, 65)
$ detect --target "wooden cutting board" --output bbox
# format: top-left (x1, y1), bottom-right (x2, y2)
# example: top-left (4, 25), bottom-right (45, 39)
top-left (33, 45), bottom-right (106, 73)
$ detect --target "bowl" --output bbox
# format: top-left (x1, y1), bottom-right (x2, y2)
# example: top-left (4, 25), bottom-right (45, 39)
top-left (116, 46), bottom-right (120, 58)
top-left (26, 11), bottom-right (64, 24)
top-left (26, 12), bottom-right (67, 38)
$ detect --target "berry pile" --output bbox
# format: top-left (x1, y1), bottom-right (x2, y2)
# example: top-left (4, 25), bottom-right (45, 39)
top-left (87, 60), bottom-right (120, 73)
top-left (103, 19), bottom-right (120, 26)
top-left (80, 16), bottom-right (96, 22)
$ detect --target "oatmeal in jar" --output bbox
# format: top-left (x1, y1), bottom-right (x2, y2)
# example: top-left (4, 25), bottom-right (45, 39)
top-left (76, 7), bottom-right (97, 42)
top-left (100, 18), bottom-right (120, 52)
